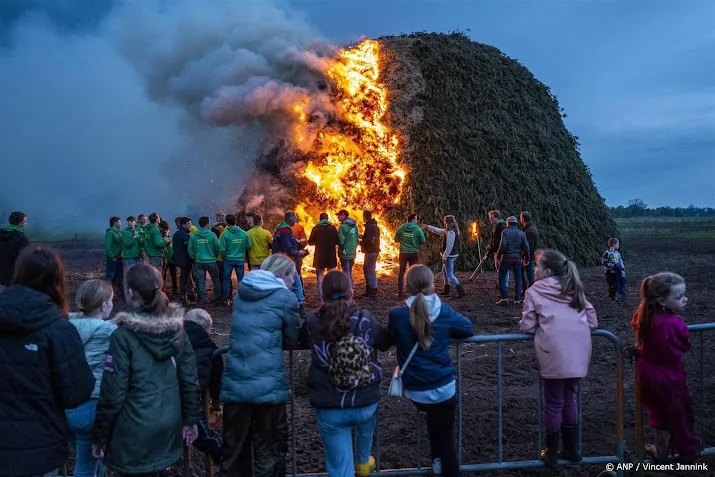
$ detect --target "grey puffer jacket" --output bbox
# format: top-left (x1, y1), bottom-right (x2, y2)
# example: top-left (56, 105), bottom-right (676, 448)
top-left (497, 225), bottom-right (530, 263)
top-left (69, 315), bottom-right (118, 399)
top-left (220, 270), bottom-right (300, 404)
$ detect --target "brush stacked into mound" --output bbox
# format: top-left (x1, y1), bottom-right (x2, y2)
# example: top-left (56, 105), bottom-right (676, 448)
top-left (378, 32), bottom-right (617, 269)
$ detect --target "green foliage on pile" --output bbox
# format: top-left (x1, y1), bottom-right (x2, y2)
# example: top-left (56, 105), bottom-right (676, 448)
top-left (378, 32), bottom-right (618, 269)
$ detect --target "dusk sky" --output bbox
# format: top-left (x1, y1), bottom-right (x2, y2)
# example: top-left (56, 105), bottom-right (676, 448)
top-left (1, 0), bottom-right (713, 224)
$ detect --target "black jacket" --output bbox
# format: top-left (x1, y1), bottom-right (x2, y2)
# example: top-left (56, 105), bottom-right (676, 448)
top-left (184, 320), bottom-right (224, 401)
top-left (523, 223), bottom-right (539, 260)
top-left (172, 228), bottom-right (193, 268)
top-left (0, 286), bottom-right (95, 476)
top-left (307, 221), bottom-right (340, 269)
top-left (489, 220), bottom-right (506, 254)
top-left (497, 225), bottom-right (530, 262)
top-left (0, 227), bottom-right (29, 286)
top-left (360, 219), bottom-right (381, 254)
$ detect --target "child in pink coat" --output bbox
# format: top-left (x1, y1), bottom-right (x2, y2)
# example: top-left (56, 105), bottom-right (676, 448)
top-left (520, 249), bottom-right (598, 468)
top-left (630, 271), bottom-right (700, 464)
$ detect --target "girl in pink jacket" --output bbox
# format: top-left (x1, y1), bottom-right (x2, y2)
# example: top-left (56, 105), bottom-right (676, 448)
top-left (520, 249), bottom-right (598, 468)
top-left (631, 272), bottom-right (700, 464)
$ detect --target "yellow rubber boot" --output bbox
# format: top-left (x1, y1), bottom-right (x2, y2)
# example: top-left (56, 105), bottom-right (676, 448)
top-left (355, 456), bottom-right (376, 477)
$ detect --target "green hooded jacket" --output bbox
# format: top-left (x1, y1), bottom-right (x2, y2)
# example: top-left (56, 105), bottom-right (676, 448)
top-left (122, 227), bottom-right (142, 260)
top-left (137, 224), bottom-right (147, 251)
top-left (164, 236), bottom-right (174, 263)
top-left (104, 228), bottom-right (123, 259)
top-left (2, 224), bottom-right (25, 233)
top-left (143, 224), bottom-right (166, 258)
top-left (337, 218), bottom-right (359, 260)
top-left (92, 305), bottom-right (201, 474)
top-left (394, 222), bottom-right (426, 254)
top-left (188, 228), bottom-right (219, 263)
top-left (219, 226), bottom-right (252, 262)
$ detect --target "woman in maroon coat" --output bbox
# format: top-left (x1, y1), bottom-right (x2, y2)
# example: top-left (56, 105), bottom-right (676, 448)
top-left (631, 272), bottom-right (700, 464)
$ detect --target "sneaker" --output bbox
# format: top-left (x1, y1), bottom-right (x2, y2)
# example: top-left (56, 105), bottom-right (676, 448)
top-left (355, 456), bottom-right (376, 477)
top-left (432, 458), bottom-right (442, 475)
top-left (496, 298), bottom-right (509, 306)
top-left (514, 300), bottom-right (522, 306)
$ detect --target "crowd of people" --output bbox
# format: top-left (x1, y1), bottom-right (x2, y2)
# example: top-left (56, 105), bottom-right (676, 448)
top-left (0, 208), bottom-right (702, 477)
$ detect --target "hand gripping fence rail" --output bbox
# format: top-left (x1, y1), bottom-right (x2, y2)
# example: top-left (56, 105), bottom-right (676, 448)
top-left (65, 324), bottom-right (715, 477)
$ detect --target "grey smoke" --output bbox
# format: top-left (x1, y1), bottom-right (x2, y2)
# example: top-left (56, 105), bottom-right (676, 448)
top-left (0, 0), bottom-right (335, 236)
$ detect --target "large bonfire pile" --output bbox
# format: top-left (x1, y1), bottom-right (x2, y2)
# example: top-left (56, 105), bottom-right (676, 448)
top-left (239, 32), bottom-right (617, 270)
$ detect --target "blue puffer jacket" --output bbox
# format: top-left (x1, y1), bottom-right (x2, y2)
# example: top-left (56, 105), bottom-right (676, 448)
top-left (388, 295), bottom-right (474, 391)
top-left (221, 270), bottom-right (300, 404)
top-left (69, 315), bottom-right (117, 399)
top-left (497, 225), bottom-right (530, 263)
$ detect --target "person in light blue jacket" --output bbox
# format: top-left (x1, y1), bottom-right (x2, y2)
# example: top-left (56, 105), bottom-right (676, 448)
top-left (66, 279), bottom-right (117, 477)
top-left (220, 253), bottom-right (300, 477)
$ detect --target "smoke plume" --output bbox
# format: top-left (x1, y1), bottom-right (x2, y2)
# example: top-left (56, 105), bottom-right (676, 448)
top-left (0, 0), bottom-right (335, 236)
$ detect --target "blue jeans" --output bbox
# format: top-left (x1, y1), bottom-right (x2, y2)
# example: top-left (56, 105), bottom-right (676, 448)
top-left (194, 262), bottom-right (220, 301)
top-left (442, 256), bottom-right (459, 286)
top-left (65, 399), bottom-right (103, 477)
top-left (316, 268), bottom-right (337, 302)
top-left (125, 258), bottom-right (137, 268)
top-left (340, 258), bottom-right (355, 290)
top-left (523, 259), bottom-right (535, 289)
top-left (498, 261), bottom-right (522, 300)
top-left (363, 253), bottom-right (378, 289)
top-left (292, 269), bottom-right (304, 305)
top-left (315, 402), bottom-right (378, 477)
top-left (105, 258), bottom-right (123, 291)
top-left (223, 259), bottom-right (244, 300)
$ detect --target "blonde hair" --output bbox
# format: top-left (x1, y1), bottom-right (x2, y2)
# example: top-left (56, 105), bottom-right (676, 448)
top-left (535, 249), bottom-right (586, 311)
top-left (75, 279), bottom-right (113, 316)
top-left (633, 272), bottom-right (685, 349)
top-left (185, 308), bottom-right (213, 332)
top-left (406, 264), bottom-right (435, 350)
top-left (261, 253), bottom-right (296, 278)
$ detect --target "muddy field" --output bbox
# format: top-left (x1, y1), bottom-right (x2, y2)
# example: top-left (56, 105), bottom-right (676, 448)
top-left (52, 218), bottom-right (715, 477)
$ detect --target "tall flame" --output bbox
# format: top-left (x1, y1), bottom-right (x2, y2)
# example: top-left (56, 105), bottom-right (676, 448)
top-left (291, 40), bottom-right (407, 275)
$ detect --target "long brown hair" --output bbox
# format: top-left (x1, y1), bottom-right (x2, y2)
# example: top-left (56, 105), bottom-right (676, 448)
top-left (125, 264), bottom-right (169, 316)
top-left (535, 249), bottom-right (586, 311)
top-left (406, 264), bottom-right (434, 350)
top-left (632, 272), bottom-right (684, 349)
top-left (318, 271), bottom-right (353, 342)
top-left (12, 245), bottom-right (69, 316)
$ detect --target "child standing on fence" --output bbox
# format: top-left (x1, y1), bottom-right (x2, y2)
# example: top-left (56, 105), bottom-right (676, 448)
top-left (66, 280), bottom-right (117, 477)
top-left (520, 249), bottom-right (598, 468)
top-left (602, 238), bottom-right (627, 302)
top-left (388, 265), bottom-right (474, 477)
top-left (631, 272), bottom-right (700, 464)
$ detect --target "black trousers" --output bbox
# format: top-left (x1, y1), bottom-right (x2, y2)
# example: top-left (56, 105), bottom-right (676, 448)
top-left (178, 265), bottom-right (196, 300)
top-left (606, 271), bottom-right (618, 299)
top-left (413, 395), bottom-right (458, 477)
top-left (397, 252), bottom-right (419, 293)
top-left (222, 402), bottom-right (288, 477)
top-left (162, 260), bottom-right (178, 293)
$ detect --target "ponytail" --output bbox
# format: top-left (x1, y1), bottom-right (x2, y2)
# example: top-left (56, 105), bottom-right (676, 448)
top-left (125, 264), bottom-right (169, 316)
top-left (318, 271), bottom-right (353, 342)
top-left (534, 249), bottom-right (586, 311)
top-left (406, 264), bottom-right (435, 350)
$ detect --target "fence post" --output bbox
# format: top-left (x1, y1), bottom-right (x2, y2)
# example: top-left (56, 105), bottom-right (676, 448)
top-left (203, 391), bottom-right (213, 477)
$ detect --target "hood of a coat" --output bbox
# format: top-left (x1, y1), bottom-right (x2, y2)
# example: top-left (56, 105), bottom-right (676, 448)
top-left (238, 270), bottom-right (287, 302)
top-left (184, 320), bottom-right (215, 351)
top-left (193, 228), bottom-right (213, 239)
top-left (112, 303), bottom-right (185, 360)
top-left (529, 276), bottom-right (572, 304)
top-left (223, 226), bottom-right (243, 238)
top-left (341, 218), bottom-right (357, 228)
top-left (0, 285), bottom-right (62, 335)
top-left (400, 222), bottom-right (421, 234)
top-left (68, 315), bottom-right (117, 345)
top-left (0, 226), bottom-right (25, 243)
top-left (405, 293), bottom-right (442, 322)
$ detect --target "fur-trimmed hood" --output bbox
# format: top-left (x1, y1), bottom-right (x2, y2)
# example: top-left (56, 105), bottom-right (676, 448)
top-left (112, 303), bottom-right (186, 361)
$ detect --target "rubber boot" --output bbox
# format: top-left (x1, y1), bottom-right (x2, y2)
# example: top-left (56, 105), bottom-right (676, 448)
top-left (355, 456), bottom-right (376, 477)
top-left (541, 430), bottom-right (559, 467)
top-left (439, 284), bottom-right (451, 296)
top-left (558, 425), bottom-right (581, 462)
top-left (455, 284), bottom-right (466, 298)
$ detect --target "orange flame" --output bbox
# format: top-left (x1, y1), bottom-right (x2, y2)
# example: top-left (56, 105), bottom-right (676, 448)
top-left (291, 40), bottom-right (407, 275)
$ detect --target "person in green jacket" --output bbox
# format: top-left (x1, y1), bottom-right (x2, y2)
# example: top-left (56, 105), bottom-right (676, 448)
top-left (219, 214), bottom-right (252, 305)
top-left (136, 214), bottom-right (148, 262)
top-left (336, 209), bottom-right (359, 291)
top-left (104, 216), bottom-right (123, 294)
top-left (143, 213), bottom-right (169, 270)
top-left (122, 216), bottom-right (142, 267)
top-left (188, 216), bottom-right (221, 303)
top-left (394, 213), bottom-right (426, 297)
top-left (159, 220), bottom-right (178, 297)
top-left (91, 263), bottom-right (201, 474)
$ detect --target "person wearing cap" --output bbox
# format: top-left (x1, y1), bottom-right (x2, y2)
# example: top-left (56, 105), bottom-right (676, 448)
top-left (496, 216), bottom-right (530, 306)
top-left (336, 210), bottom-right (359, 292)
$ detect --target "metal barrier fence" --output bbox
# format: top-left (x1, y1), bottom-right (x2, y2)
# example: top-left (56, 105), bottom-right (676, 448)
top-left (628, 322), bottom-right (715, 475)
top-left (192, 329), bottom-right (626, 477)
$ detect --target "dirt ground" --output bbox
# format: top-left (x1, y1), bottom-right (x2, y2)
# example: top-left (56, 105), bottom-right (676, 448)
top-left (51, 219), bottom-right (715, 477)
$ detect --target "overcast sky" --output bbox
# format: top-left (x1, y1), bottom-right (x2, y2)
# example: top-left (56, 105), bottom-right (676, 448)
top-left (1, 0), bottom-right (713, 217)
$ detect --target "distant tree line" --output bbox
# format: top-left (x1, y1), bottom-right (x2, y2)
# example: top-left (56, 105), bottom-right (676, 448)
top-left (609, 199), bottom-right (715, 218)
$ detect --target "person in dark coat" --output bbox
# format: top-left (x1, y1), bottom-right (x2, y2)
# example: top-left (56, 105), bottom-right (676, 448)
top-left (520, 211), bottom-right (539, 294)
top-left (184, 308), bottom-right (224, 466)
top-left (173, 216), bottom-right (197, 303)
top-left (0, 246), bottom-right (95, 477)
top-left (360, 210), bottom-right (381, 297)
top-left (496, 216), bottom-right (530, 306)
top-left (487, 210), bottom-right (506, 270)
top-left (307, 213), bottom-right (340, 304)
top-left (0, 211), bottom-right (30, 288)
